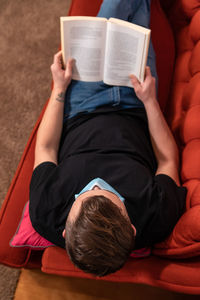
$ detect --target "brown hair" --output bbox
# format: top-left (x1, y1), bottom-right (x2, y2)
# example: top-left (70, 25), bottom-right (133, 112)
top-left (65, 195), bottom-right (135, 277)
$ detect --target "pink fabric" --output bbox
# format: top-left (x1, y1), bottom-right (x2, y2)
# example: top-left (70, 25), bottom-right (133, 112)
top-left (10, 202), bottom-right (54, 250)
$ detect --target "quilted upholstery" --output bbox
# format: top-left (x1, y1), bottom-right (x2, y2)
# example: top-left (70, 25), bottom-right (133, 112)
top-left (153, 0), bottom-right (200, 258)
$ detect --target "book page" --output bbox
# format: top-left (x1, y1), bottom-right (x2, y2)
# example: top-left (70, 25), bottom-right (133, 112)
top-left (103, 20), bottom-right (149, 87)
top-left (61, 17), bottom-right (107, 82)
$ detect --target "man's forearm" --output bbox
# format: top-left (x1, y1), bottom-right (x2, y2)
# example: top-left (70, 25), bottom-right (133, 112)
top-left (33, 52), bottom-right (73, 169)
top-left (130, 67), bottom-right (180, 184)
top-left (34, 88), bottom-right (65, 164)
top-left (144, 98), bottom-right (179, 173)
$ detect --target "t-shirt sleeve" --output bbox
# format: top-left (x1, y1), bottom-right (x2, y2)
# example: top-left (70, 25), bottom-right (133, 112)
top-left (145, 174), bottom-right (187, 245)
top-left (155, 173), bottom-right (187, 216)
top-left (30, 162), bottom-right (57, 191)
top-left (29, 162), bottom-right (65, 248)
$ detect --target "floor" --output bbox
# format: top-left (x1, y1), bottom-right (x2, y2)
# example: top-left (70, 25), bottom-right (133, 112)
top-left (14, 269), bottom-right (200, 300)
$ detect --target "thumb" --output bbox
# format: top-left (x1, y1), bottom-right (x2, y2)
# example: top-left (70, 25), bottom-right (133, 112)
top-left (65, 58), bottom-right (74, 78)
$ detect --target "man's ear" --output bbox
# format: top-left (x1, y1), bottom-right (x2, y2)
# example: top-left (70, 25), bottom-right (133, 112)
top-left (62, 229), bottom-right (66, 238)
top-left (131, 224), bottom-right (137, 236)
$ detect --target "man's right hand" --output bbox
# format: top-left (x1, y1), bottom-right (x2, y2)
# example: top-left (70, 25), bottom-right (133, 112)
top-left (129, 66), bottom-right (157, 104)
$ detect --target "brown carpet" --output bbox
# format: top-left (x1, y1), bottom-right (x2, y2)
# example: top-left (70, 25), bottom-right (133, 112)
top-left (0, 0), bottom-right (71, 299)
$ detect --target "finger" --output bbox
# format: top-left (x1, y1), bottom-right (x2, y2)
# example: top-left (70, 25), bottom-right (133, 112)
top-left (129, 74), bottom-right (141, 91)
top-left (129, 74), bottom-right (140, 84)
top-left (145, 66), bottom-right (151, 78)
top-left (53, 51), bottom-right (63, 66)
top-left (65, 58), bottom-right (74, 77)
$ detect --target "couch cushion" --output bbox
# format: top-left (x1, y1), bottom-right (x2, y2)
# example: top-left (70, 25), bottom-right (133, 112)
top-left (42, 246), bottom-right (200, 294)
top-left (42, 0), bottom-right (180, 271)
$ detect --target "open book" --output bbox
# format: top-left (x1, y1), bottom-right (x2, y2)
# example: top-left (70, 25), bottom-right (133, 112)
top-left (60, 16), bottom-right (150, 87)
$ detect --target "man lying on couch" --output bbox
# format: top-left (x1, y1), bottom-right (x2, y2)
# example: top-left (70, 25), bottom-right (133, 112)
top-left (29, 0), bottom-right (186, 277)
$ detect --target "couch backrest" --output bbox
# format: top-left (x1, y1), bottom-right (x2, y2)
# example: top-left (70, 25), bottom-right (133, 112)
top-left (164, 0), bottom-right (200, 186)
top-left (153, 0), bottom-right (200, 258)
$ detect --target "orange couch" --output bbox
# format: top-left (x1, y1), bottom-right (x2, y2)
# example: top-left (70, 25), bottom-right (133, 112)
top-left (1, 0), bottom-right (200, 295)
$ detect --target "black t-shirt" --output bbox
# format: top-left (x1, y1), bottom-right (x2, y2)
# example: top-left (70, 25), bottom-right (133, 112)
top-left (29, 108), bottom-right (187, 249)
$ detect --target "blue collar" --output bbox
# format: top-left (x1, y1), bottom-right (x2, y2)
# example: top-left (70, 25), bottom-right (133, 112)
top-left (75, 178), bottom-right (125, 202)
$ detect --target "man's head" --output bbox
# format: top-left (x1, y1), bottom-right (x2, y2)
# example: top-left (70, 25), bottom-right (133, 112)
top-left (63, 186), bottom-right (136, 277)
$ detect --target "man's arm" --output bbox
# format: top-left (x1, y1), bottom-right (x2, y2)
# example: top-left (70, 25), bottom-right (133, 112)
top-left (33, 51), bottom-right (74, 169)
top-left (130, 67), bottom-right (180, 186)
